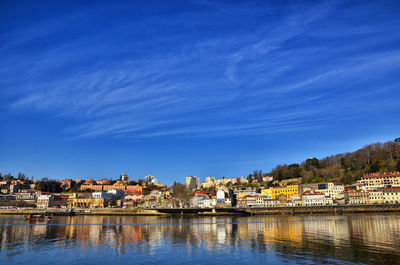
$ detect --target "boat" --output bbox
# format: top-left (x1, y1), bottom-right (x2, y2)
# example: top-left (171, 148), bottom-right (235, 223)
top-left (25, 213), bottom-right (45, 221)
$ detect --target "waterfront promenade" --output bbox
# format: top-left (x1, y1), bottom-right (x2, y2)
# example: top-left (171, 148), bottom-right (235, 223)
top-left (2, 204), bottom-right (400, 216)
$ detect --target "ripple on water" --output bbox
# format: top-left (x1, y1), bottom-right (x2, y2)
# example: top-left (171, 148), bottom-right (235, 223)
top-left (1, 214), bottom-right (400, 264)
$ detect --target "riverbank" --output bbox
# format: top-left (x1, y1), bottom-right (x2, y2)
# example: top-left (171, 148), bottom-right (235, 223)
top-left (1, 204), bottom-right (400, 216)
top-left (0, 208), bottom-right (165, 216)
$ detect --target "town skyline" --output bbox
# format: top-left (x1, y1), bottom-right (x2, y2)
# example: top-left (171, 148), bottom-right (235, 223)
top-left (1, 1), bottom-right (400, 184)
top-left (2, 138), bottom-right (399, 186)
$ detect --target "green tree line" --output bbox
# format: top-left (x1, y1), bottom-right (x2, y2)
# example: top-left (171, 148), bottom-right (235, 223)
top-left (267, 139), bottom-right (400, 185)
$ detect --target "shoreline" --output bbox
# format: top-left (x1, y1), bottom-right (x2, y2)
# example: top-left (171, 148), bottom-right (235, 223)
top-left (1, 204), bottom-right (400, 216)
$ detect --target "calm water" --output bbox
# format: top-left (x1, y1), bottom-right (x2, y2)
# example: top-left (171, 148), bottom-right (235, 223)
top-left (1, 214), bottom-right (400, 264)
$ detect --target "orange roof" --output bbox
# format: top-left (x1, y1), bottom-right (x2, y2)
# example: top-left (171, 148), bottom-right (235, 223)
top-left (363, 172), bottom-right (400, 179)
top-left (382, 187), bottom-right (400, 192)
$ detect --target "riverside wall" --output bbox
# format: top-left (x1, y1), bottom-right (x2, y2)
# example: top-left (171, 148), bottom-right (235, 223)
top-left (1, 204), bottom-right (400, 216)
top-left (245, 204), bottom-right (400, 215)
top-left (0, 208), bottom-right (163, 216)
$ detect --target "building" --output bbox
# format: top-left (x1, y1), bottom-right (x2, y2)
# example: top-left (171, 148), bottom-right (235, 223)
top-left (359, 172), bottom-right (400, 189)
top-left (80, 184), bottom-right (103, 191)
top-left (239, 177), bottom-right (249, 184)
top-left (144, 175), bottom-right (158, 184)
top-left (382, 187), bottom-right (400, 204)
top-left (264, 199), bottom-right (276, 207)
top-left (84, 179), bottom-right (95, 184)
top-left (290, 194), bottom-right (303, 206)
top-left (37, 194), bottom-right (67, 208)
top-left (9, 184), bottom-right (19, 193)
top-left (15, 190), bottom-right (36, 202)
top-left (234, 188), bottom-right (259, 197)
top-left (96, 179), bottom-right (111, 185)
top-left (216, 188), bottom-right (226, 203)
top-left (369, 189), bottom-right (384, 204)
top-left (202, 181), bottom-right (215, 188)
top-left (79, 184), bottom-right (142, 195)
top-left (186, 176), bottom-right (199, 190)
top-left (199, 198), bottom-right (212, 208)
top-left (317, 183), bottom-right (344, 200)
top-left (61, 179), bottom-right (73, 190)
top-left (37, 194), bottom-right (54, 209)
top-left (261, 185), bottom-right (299, 200)
top-left (0, 195), bottom-right (16, 201)
top-left (344, 190), bottom-right (370, 204)
top-left (262, 176), bottom-right (273, 182)
top-left (255, 196), bottom-right (266, 207)
top-left (121, 173), bottom-right (129, 182)
top-left (302, 190), bottom-right (332, 206)
top-left (67, 193), bottom-right (105, 208)
top-left (36, 194), bottom-right (50, 208)
top-left (246, 196), bottom-right (257, 207)
top-left (237, 196), bottom-right (248, 207)
top-left (124, 185), bottom-right (143, 195)
top-left (92, 189), bottom-right (125, 199)
top-left (205, 176), bottom-right (215, 182)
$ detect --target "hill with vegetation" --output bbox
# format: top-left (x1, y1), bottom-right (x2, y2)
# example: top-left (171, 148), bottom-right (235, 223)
top-left (265, 138), bottom-right (400, 185)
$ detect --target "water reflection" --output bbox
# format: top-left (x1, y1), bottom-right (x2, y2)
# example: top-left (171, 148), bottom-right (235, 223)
top-left (1, 214), bottom-right (400, 264)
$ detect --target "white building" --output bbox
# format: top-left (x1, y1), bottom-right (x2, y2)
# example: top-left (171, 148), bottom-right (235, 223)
top-left (145, 175), bottom-right (158, 184)
top-left (92, 189), bottom-right (125, 199)
top-left (262, 176), bottom-right (273, 182)
top-left (246, 196), bottom-right (257, 207)
top-left (216, 189), bottom-right (226, 202)
top-left (233, 188), bottom-right (258, 196)
top-left (205, 176), bottom-right (215, 182)
top-left (37, 194), bottom-right (54, 209)
top-left (317, 183), bottom-right (344, 200)
top-left (199, 198), bottom-right (212, 208)
top-left (264, 199), bottom-right (276, 207)
top-left (302, 190), bottom-right (331, 206)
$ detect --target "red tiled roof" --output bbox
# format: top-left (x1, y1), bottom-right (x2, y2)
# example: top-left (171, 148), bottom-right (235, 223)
top-left (363, 172), bottom-right (400, 179)
top-left (302, 191), bottom-right (324, 195)
top-left (382, 187), bottom-right (400, 192)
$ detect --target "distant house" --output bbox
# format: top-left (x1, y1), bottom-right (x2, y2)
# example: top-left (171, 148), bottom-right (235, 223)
top-left (302, 190), bottom-right (331, 206)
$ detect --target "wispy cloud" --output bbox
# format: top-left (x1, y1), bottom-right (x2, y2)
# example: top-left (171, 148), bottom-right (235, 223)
top-left (1, 0), bottom-right (400, 140)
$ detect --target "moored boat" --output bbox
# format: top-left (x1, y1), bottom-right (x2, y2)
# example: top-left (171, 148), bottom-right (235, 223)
top-left (25, 213), bottom-right (45, 221)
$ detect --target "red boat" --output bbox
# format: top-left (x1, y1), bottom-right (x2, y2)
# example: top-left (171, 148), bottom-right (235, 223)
top-left (25, 213), bottom-right (45, 221)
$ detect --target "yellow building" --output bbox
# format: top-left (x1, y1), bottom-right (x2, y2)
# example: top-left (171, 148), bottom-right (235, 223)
top-left (202, 181), bottom-right (215, 188)
top-left (361, 172), bottom-right (400, 189)
top-left (67, 193), bottom-right (105, 208)
top-left (261, 188), bottom-right (273, 196)
top-left (261, 185), bottom-right (299, 200)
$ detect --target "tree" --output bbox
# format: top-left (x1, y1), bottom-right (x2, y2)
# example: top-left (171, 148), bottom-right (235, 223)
top-left (17, 172), bottom-right (26, 181)
top-left (4, 173), bottom-right (13, 180)
top-left (37, 179), bottom-right (62, 193)
top-left (251, 139), bottom-right (399, 185)
top-left (304, 158), bottom-right (320, 170)
top-left (247, 174), bottom-right (253, 183)
top-left (171, 184), bottom-right (191, 207)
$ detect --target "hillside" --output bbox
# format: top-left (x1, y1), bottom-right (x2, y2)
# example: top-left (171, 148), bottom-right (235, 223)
top-left (267, 138), bottom-right (400, 185)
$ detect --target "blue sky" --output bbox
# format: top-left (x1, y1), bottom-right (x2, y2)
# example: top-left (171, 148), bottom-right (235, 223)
top-left (0, 0), bottom-right (399, 184)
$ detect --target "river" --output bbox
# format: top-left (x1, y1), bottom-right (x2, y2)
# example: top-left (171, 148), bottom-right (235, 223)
top-left (1, 214), bottom-right (399, 264)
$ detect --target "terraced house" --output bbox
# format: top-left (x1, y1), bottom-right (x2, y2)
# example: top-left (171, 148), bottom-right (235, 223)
top-left (382, 187), bottom-right (400, 204)
top-left (360, 172), bottom-right (400, 189)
